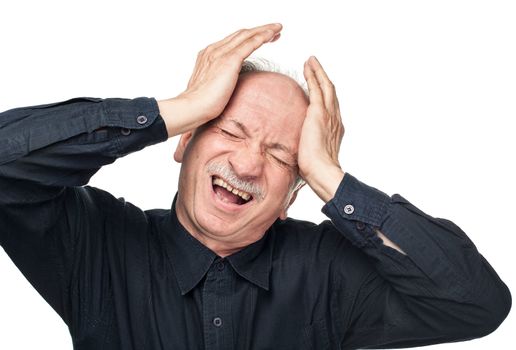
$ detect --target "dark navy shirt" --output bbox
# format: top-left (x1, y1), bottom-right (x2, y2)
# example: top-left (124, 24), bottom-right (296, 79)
top-left (0, 97), bottom-right (511, 349)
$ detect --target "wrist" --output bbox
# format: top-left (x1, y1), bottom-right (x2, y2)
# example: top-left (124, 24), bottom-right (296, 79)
top-left (158, 95), bottom-right (207, 138)
top-left (157, 97), bottom-right (183, 138)
top-left (303, 164), bottom-right (345, 203)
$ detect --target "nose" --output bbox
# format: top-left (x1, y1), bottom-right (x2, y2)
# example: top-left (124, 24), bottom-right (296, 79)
top-left (228, 144), bottom-right (264, 181)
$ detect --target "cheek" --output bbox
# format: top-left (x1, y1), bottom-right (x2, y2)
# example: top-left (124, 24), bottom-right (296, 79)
top-left (267, 167), bottom-right (295, 196)
top-left (185, 135), bottom-right (230, 166)
top-left (199, 132), bottom-right (235, 154)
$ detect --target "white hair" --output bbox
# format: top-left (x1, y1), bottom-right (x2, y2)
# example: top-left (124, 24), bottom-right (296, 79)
top-left (239, 57), bottom-right (309, 99)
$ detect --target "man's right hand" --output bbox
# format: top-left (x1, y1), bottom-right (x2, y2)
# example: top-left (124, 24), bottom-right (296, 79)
top-left (157, 23), bottom-right (283, 138)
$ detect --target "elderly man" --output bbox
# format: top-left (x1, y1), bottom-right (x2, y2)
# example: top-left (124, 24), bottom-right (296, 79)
top-left (0, 23), bottom-right (511, 349)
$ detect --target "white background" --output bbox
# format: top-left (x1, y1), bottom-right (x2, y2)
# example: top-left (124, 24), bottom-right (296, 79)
top-left (1, 0), bottom-right (514, 349)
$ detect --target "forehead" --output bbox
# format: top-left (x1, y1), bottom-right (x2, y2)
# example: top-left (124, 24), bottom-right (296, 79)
top-left (218, 71), bottom-right (308, 145)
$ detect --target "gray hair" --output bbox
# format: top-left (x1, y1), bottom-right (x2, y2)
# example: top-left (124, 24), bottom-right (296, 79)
top-left (239, 58), bottom-right (309, 99)
top-left (238, 58), bottom-right (307, 197)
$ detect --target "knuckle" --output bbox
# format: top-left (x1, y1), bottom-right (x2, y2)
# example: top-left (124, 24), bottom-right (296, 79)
top-left (252, 35), bottom-right (263, 45)
top-left (225, 51), bottom-right (238, 60)
top-left (206, 53), bottom-right (216, 63)
top-left (236, 28), bottom-right (249, 38)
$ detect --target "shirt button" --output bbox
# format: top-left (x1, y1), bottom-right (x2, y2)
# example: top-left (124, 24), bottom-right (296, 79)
top-left (136, 115), bottom-right (148, 124)
top-left (217, 261), bottom-right (225, 271)
top-left (121, 128), bottom-right (131, 136)
top-left (356, 221), bottom-right (366, 231)
top-left (213, 317), bottom-right (223, 327)
top-left (343, 204), bottom-right (355, 215)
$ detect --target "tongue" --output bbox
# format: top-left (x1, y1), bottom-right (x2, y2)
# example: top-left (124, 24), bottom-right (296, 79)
top-left (214, 185), bottom-right (241, 205)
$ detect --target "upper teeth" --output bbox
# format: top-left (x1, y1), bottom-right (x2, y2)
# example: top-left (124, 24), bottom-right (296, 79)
top-left (212, 177), bottom-right (252, 201)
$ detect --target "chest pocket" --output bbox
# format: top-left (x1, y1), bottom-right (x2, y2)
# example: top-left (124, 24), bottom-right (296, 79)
top-left (301, 318), bottom-right (331, 350)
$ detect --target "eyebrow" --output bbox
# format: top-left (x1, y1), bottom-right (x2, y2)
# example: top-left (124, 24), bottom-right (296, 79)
top-left (227, 119), bottom-right (297, 159)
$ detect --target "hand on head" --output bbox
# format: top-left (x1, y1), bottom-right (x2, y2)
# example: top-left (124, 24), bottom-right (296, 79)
top-left (158, 23), bottom-right (283, 137)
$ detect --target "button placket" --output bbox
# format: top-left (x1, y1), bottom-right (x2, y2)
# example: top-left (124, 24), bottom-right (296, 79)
top-left (202, 258), bottom-right (233, 345)
top-left (213, 317), bottom-right (223, 327)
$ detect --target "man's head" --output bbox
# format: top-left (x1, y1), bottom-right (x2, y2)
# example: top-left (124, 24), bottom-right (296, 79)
top-left (173, 60), bottom-right (309, 254)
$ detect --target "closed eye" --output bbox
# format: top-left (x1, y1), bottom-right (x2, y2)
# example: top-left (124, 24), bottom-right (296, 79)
top-left (273, 156), bottom-right (289, 166)
top-left (270, 154), bottom-right (296, 169)
top-left (217, 126), bottom-right (296, 168)
top-left (219, 128), bottom-right (242, 139)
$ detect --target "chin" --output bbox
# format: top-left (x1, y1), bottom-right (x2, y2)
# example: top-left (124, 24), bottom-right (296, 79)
top-left (194, 209), bottom-right (240, 238)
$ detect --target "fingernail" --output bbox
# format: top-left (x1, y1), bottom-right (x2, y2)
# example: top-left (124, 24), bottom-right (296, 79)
top-left (269, 33), bottom-right (281, 42)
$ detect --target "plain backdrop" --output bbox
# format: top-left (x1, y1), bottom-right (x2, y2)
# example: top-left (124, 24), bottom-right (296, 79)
top-left (1, 0), bottom-right (514, 349)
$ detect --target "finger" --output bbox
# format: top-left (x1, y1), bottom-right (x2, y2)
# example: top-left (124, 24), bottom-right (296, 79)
top-left (269, 32), bottom-right (281, 43)
top-left (209, 23), bottom-right (282, 56)
top-left (307, 56), bottom-right (335, 108)
top-left (207, 29), bottom-right (244, 51)
top-left (303, 59), bottom-right (324, 106)
top-left (207, 23), bottom-right (281, 50)
top-left (229, 28), bottom-right (282, 62)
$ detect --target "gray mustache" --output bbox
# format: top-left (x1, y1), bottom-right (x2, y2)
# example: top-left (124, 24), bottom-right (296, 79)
top-left (206, 162), bottom-right (264, 201)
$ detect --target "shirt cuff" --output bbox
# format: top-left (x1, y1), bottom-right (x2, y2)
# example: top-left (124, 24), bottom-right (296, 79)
top-left (106, 97), bottom-right (169, 157)
top-left (102, 97), bottom-right (161, 129)
top-left (321, 172), bottom-right (392, 248)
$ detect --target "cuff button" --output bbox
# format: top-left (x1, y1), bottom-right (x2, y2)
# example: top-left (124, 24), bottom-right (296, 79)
top-left (136, 115), bottom-right (148, 124)
top-left (356, 221), bottom-right (366, 231)
top-left (121, 128), bottom-right (131, 136)
top-left (343, 204), bottom-right (355, 215)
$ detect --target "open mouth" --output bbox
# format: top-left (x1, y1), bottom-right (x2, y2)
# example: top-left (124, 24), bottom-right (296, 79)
top-left (211, 176), bottom-right (253, 206)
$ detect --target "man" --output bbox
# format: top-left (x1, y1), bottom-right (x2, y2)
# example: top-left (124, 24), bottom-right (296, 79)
top-left (0, 23), bottom-right (511, 349)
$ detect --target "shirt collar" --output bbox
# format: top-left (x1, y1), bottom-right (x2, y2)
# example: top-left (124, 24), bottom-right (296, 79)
top-left (226, 222), bottom-right (275, 292)
top-left (162, 193), bottom-right (275, 295)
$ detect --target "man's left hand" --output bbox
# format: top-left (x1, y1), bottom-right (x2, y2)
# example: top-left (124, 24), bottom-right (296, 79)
top-left (298, 56), bottom-right (346, 202)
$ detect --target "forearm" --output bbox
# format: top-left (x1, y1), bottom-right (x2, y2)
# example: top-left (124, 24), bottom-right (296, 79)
top-left (323, 172), bottom-right (511, 318)
top-left (0, 97), bottom-right (168, 197)
top-left (324, 173), bottom-right (511, 347)
top-left (157, 96), bottom-right (202, 138)
top-left (307, 167), bottom-right (406, 254)
top-left (374, 227), bottom-right (405, 254)
top-left (157, 95), bottom-right (228, 138)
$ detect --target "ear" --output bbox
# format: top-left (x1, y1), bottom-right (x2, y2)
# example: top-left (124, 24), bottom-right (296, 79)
top-left (279, 185), bottom-right (303, 220)
top-left (173, 130), bottom-right (194, 163)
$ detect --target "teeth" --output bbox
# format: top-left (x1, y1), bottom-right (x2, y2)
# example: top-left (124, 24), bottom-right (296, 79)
top-left (212, 176), bottom-right (252, 202)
